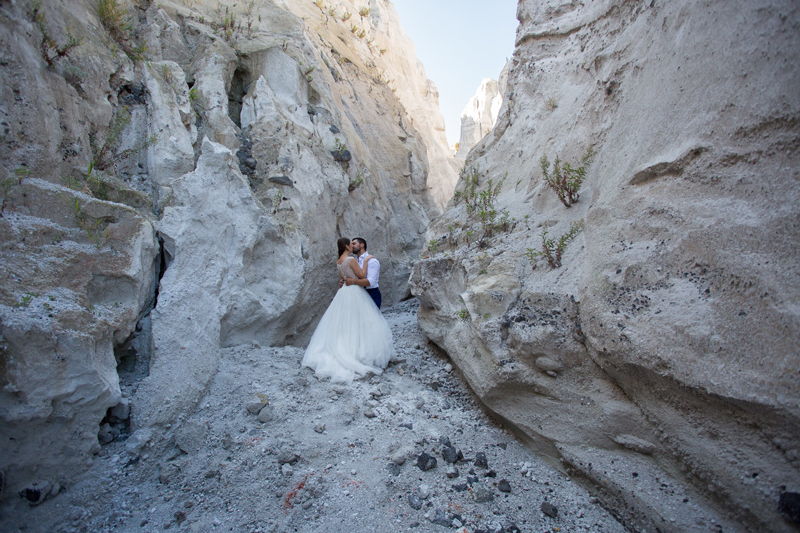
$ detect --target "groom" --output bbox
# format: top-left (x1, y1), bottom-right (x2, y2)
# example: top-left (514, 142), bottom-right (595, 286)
top-left (345, 237), bottom-right (382, 309)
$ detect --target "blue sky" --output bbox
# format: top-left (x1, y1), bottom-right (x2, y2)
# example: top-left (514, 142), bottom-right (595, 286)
top-left (393, 0), bottom-right (519, 147)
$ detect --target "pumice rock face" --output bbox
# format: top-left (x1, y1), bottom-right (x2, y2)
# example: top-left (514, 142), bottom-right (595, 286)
top-left (0, 0), bottom-right (454, 501)
top-left (412, 0), bottom-right (800, 531)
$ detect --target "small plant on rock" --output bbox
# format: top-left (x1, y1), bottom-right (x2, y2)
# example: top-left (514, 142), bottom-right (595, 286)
top-left (31, 3), bottom-right (82, 67)
top-left (456, 309), bottom-right (470, 321)
top-left (98, 0), bottom-right (147, 61)
top-left (525, 220), bottom-right (584, 269)
top-left (358, 7), bottom-right (370, 19)
top-left (90, 106), bottom-right (156, 172)
top-left (348, 168), bottom-right (365, 192)
top-left (539, 147), bottom-right (595, 208)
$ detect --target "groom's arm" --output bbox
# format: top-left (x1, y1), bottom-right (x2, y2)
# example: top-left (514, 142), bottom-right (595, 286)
top-left (345, 277), bottom-right (370, 287)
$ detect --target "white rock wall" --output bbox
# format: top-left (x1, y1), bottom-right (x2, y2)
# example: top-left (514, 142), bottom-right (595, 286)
top-left (412, 0), bottom-right (800, 530)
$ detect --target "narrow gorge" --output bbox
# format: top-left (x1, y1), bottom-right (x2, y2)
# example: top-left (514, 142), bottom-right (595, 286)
top-left (0, 1), bottom-right (798, 532)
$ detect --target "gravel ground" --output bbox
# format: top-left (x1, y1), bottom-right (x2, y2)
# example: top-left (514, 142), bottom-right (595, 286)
top-left (0, 299), bottom-right (626, 533)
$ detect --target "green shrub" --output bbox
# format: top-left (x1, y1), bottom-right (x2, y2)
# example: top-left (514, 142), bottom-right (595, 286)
top-left (525, 221), bottom-right (583, 269)
top-left (539, 148), bottom-right (594, 208)
top-left (453, 166), bottom-right (511, 240)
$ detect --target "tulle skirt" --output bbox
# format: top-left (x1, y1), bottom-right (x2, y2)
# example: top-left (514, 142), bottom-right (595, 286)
top-left (301, 285), bottom-right (393, 383)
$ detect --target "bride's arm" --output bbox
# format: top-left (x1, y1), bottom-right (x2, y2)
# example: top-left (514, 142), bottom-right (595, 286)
top-left (350, 256), bottom-right (372, 279)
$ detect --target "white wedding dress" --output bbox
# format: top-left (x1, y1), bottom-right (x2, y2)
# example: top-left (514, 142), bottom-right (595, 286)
top-left (301, 258), bottom-right (393, 382)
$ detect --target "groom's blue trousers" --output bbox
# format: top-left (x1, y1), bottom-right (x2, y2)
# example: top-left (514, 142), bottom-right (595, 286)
top-left (366, 287), bottom-right (382, 309)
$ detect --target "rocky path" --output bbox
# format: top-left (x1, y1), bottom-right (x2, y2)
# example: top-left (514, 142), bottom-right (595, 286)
top-left (2, 300), bottom-right (626, 533)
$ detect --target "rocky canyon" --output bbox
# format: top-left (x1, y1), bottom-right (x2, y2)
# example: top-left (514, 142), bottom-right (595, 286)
top-left (1, 1), bottom-right (798, 532)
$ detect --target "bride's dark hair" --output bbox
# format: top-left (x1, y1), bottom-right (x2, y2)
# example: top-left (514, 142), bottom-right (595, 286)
top-left (337, 237), bottom-right (351, 257)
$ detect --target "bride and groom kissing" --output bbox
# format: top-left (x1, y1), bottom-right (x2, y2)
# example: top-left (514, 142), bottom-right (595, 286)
top-left (301, 237), bottom-right (394, 383)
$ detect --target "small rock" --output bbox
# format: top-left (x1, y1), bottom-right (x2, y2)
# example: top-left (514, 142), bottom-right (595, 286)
top-left (484, 469), bottom-right (497, 478)
top-left (473, 486), bottom-right (494, 503)
top-left (125, 428), bottom-right (153, 456)
top-left (474, 452), bottom-right (488, 469)
top-left (534, 356), bottom-right (563, 372)
top-left (612, 434), bottom-right (657, 455)
top-left (313, 424), bottom-right (326, 434)
top-left (386, 463), bottom-right (402, 476)
top-left (416, 452), bottom-right (437, 471)
top-left (329, 125), bottom-right (340, 134)
top-left (18, 480), bottom-right (58, 506)
top-left (176, 420), bottom-right (207, 454)
top-left (399, 421), bottom-right (413, 429)
top-left (497, 479), bottom-right (511, 493)
top-left (244, 157), bottom-right (257, 169)
top-left (257, 405), bottom-right (274, 423)
top-left (391, 448), bottom-right (410, 465)
top-left (444, 363), bottom-right (453, 372)
top-left (446, 465), bottom-right (459, 478)
top-left (442, 444), bottom-right (463, 464)
top-left (278, 452), bottom-right (299, 465)
top-left (331, 149), bottom-right (352, 162)
top-left (268, 175), bottom-right (293, 187)
top-left (418, 484), bottom-right (431, 499)
top-left (452, 483), bottom-right (468, 492)
top-left (281, 464), bottom-right (293, 476)
top-left (541, 501), bottom-right (558, 518)
top-left (429, 508), bottom-right (451, 527)
top-left (98, 423), bottom-right (115, 445)
top-left (246, 401), bottom-right (266, 415)
top-left (407, 493), bottom-right (423, 510)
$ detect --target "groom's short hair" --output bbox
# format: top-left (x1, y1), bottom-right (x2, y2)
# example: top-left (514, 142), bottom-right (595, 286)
top-left (353, 237), bottom-right (367, 250)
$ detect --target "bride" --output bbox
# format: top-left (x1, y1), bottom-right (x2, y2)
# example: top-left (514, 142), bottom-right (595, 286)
top-left (301, 237), bottom-right (393, 382)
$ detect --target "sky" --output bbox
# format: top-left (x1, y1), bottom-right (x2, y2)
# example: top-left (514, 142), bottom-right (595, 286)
top-left (393, 0), bottom-right (519, 147)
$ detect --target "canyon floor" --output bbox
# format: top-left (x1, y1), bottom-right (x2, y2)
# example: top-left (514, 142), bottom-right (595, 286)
top-left (0, 299), bottom-right (626, 533)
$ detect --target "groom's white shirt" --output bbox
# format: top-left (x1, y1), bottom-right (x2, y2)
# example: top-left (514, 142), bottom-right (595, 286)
top-left (357, 252), bottom-right (380, 289)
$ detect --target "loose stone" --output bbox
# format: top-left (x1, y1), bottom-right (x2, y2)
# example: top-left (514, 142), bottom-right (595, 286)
top-left (474, 452), bottom-right (489, 469)
top-left (416, 452), bottom-right (437, 471)
top-left (541, 501), bottom-right (559, 518)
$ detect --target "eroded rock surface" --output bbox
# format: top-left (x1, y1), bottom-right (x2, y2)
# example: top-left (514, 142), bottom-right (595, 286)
top-left (412, 1), bottom-right (800, 531)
